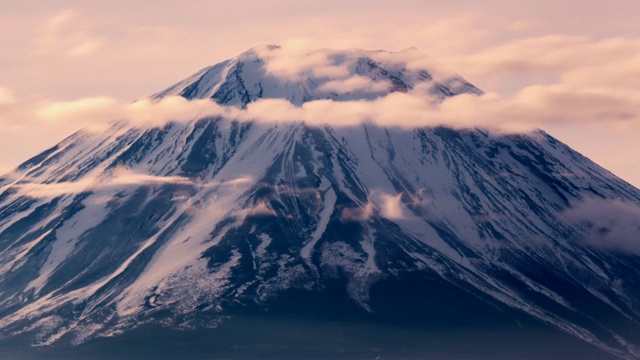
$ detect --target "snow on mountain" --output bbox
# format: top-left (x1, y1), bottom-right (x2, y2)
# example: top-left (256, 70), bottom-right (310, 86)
top-left (0, 46), bottom-right (640, 358)
top-left (152, 45), bottom-right (482, 104)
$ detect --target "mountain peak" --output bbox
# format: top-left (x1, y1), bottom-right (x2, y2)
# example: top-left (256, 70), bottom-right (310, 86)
top-left (151, 45), bottom-right (481, 106)
top-left (5, 44), bottom-right (640, 359)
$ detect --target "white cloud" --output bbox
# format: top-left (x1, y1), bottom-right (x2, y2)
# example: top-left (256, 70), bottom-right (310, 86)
top-left (340, 190), bottom-right (406, 222)
top-left (310, 64), bottom-right (351, 79)
top-left (318, 76), bottom-right (391, 94)
top-left (6, 169), bottom-right (253, 198)
top-left (254, 46), bottom-right (336, 80)
top-left (4, 40), bottom-right (640, 136)
top-left (13, 75), bottom-right (640, 141)
top-left (378, 193), bottom-right (405, 220)
top-left (561, 55), bottom-right (640, 91)
top-left (250, 46), bottom-right (421, 95)
top-left (239, 85), bottom-right (640, 132)
top-left (37, 96), bottom-right (118, 124)
top-left (35, 96), bottom-right (236, 130)
top-left (108, 169), bottom-right (193, 187)
top-left (447, 35), bottom-right (640, 90)
top-left (8, 169), bottom-right (192, 198)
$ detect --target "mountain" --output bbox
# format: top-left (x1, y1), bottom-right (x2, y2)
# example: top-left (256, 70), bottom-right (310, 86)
top-left (1, 45), bottom-right (640, 359)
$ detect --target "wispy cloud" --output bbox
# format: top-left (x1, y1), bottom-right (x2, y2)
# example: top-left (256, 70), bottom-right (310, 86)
top-left (565, 198), bottom-right (640, 254)
top-left (449, 36), bottom-right (640, 85)
top-left (16, 43), bottom-right (639, 133)
top-left (7, 169), bottom-right (253, 198)
top-left (37, 96), bottom-right (118, 123)
top-left (35, 9), bottom-right (103, 58)
top-left (7, 82), bottom-right (640, 137)
top-left (318, 76), bottom-right (391, 94)
top-left (8, 169), bottom-right (191, 198)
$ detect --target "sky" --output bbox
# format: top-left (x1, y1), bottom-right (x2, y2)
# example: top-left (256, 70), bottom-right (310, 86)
top-left (0, 0), bottom-right (639, 187)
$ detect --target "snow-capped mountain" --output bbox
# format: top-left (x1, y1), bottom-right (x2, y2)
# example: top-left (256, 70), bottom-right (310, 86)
top-left (1, 45), bottom-right (639, 359)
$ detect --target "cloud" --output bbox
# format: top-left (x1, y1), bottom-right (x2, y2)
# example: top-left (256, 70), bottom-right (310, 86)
top-left (37, 96), bottom-right (119, 124)
top-left (254, 46), bottom-right (336, 80)
top-left (45, 9), bottom-right (78, 35)
top-left (13, 75), bottom-right (640, 139)
top-left (108, 169), bottom-right (193, 187)
top-left (340, 190), bottom-right (406, 222)
top-left (7, 169), bottom-right (192, 198)
top-left (377, 192), bottom-right (405, 220)
top-left (561, 55), bottom-right (640, 91)
top-left (425, 85), bottom-right (640, 131)
top-left (36, 9), bottom-right (103, 58)
top-left (341, 203), bottom-right (374, 222)
top-left (447, 36), bottom-right (640, 89)
top-left (564, 198), bottom-right (640, 254)
top-left (249, 46), bottom-right (433, 96)
top-left (4, 168), bottom-right (254, 198)
top-left (9, 178), bottom-right (94, 198)
top-left (4, 39), bottom-right (640, 135)
top-left (239, 85), bottom-right (640, 132)
top-left (318, 75), bottom-right (391, 94)
top-left (35, 96), bottom-right (236, 131)
top-left (238, 201), bottom-right (277, 217)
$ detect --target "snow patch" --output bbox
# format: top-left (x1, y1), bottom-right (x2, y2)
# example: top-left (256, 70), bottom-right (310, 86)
top-left (300, 178), bottom-right (336, 263)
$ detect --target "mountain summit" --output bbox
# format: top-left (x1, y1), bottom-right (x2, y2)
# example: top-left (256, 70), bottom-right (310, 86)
top-left (0, 46), bottom-right (639, 359)
top-left (152, 45), bottom-right (482, 105)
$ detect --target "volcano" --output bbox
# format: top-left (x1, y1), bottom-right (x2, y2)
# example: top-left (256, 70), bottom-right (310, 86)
top-left (1, 46), bottom-right (639, 359)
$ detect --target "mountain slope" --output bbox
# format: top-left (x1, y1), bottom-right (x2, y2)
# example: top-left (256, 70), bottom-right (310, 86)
top-left (1, 46), bottom-right (640, 359)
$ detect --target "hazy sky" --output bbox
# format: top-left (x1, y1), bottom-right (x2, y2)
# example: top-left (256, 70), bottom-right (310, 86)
top-left (1, 0), bottom-right (639, 186)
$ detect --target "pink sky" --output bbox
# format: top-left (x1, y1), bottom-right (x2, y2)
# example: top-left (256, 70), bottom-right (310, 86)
top-left (0, 0), bottom-right (638, 187)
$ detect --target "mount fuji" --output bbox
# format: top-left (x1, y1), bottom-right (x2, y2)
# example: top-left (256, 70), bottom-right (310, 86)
top-left (0, 45), bottom-right (639, 359)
